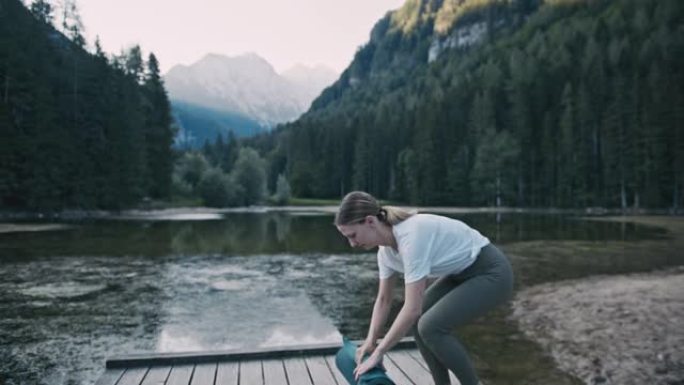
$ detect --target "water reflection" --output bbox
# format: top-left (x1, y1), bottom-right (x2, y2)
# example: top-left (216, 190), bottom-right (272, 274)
top-left (154, 254), bottom-right (342, 353)
top-left (0, 212), bottom-right (668, 259)
top-left (0, 212), bottom-right (677, 385)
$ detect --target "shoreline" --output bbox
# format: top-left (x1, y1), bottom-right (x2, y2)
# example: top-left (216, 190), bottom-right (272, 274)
top-left (1, 207), bottom-right (682, 236)
top-left (510, 216), bottom-right (684, 384)
top-left (1, 205), bottom-right (681, 221)
top-left (0, 223), bottom-right (74, 234)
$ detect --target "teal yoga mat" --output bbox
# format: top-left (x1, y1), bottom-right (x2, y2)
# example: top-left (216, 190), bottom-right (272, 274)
top-left (335, 337), bottom-right (396, 385)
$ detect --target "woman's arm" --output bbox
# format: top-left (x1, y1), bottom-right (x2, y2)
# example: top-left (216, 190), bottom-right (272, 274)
top-left (365, 274), bottom-right (397, 343)
top-left (356, 275), bottom-right (397, 364)
top-left (375, 277), bottom-right (426, 354)
top-left (354, 277), bottom-right (427, 379)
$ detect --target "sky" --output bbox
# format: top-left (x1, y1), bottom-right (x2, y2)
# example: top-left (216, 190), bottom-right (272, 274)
top-left (72, 0), bottom-right (407, 75)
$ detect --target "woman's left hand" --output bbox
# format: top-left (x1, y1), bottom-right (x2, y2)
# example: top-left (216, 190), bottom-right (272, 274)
top-left (354, 351), bottom-right (383, 381)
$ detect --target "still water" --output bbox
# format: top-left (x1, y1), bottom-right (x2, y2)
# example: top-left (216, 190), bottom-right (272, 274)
top-left (0, 211), bottom-right (677, 385)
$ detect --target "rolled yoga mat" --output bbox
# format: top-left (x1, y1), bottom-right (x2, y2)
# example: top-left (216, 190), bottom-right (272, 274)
top-left (335, 337), bottom-right (396, 385)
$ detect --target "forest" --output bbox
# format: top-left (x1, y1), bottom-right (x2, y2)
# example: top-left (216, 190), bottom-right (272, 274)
top-left (249, 0), bottom-right (684, 209)
top-left (2, 0), bottom-right (683, 210)
top-left (0, 0), bottom-right (174, 210)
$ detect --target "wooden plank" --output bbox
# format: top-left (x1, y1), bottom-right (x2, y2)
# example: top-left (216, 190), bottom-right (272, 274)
top-left (117, 367), bottom-right (149, 385)
top-left (324, 355), bottom-right (347, 385)
top-left (94, 369), bottom-right (125, 385)
top-left (191, 363), bottom-right (217, 385)
top-left (304, 356), bottom-right (336, 385)
top-left (239, 360), bottom-right (263, 385)
top-left (262, 359), bottom-right (287, 385)
top-left (215, 361), bottom-right (238, 385)
top-left (166, 365), bottom-right (194, 385)
top-left (382, 355), bottom-right (415, 385)
top-left (141, 366), bottom-right (171, 385)
top-left (405, 350), bottom-right (427, 369)
top-left (282, 357), bottom-right (312, 385)
top-left (387, 350), bottom-right (433, 385)
top-left (406, 349), bottom-right (461, 385)
top-left (106, 338), bottom-right (417, 369)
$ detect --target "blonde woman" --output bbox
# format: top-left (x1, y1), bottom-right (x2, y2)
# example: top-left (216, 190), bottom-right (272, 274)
top-left (335, 191), bottom-right (513, 385)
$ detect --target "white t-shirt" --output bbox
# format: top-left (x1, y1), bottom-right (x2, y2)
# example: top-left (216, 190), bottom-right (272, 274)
top-left (377, 214), bottom-right (490, 283)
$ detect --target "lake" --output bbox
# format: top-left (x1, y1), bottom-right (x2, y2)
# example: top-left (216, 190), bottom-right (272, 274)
top-left (0, 210), bottom-right (678, 385)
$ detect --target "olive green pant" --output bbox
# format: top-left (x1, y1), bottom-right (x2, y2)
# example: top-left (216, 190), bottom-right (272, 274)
top-left (414, 244), bottom-right (514, 385)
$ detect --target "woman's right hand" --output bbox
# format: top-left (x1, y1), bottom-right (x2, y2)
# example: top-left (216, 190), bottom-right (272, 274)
top-left (355, 339), bottom-right (377, 365)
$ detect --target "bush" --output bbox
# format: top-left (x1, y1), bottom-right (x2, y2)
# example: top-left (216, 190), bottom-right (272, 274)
top-left (175, 152), bottom-right (210, 190)
top-left (197, 168), bottom-right (233, 207)
top-left (171, 173), bottom-right (193, 198)
top-left (231, 147), bottom-right (267, 205)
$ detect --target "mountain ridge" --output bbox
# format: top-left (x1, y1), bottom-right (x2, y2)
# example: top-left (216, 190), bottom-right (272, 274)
top-left (164, 53), bottom-right (337, 147)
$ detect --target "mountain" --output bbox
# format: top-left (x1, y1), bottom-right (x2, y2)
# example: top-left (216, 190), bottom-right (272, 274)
top-left (248, 0), bottom-right (684, 210)
top-left (310, 0), bottom-right (529, 112)
top-left (164, 53), bottom-right (337, 147)
top-left (281, 63), bottom-right (338, 109)
top-left (170, 101), bottom-right (266, 149)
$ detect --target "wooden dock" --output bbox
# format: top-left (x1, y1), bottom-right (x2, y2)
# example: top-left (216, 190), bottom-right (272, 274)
top-left (95, 339), bottom-right (461, 385)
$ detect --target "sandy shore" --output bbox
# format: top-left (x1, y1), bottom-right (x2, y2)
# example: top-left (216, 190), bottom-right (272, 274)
top-left (511, 216), bottom-right (684, 385)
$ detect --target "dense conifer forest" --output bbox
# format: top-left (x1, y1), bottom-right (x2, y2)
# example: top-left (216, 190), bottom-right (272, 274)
top-left (250, 0), bottom-right (684, 209)
top-left (0, 0), bottom-right (174, 210)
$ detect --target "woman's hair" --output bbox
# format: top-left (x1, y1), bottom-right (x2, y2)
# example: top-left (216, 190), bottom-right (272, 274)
top-left (334, 191), bottom-right (415, 226)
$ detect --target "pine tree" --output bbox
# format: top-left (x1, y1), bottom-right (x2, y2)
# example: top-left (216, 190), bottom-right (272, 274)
top-left (29, 0), bottom-right (52, 24)
top-left (125, 45), bottom-right (144, 84)
top-left (396, 148), bottom-right (418, 204)
top-left (507, 48), bottom-right (533, 205)
top-left (576, 83), bottom-right (596, 206)
top-left (143, 53), bottom-right (174, 199)
top-left (471, 128), bottom-right (521, 206)
top-left (222, 130), bottom-right (239, 172)
top-left (93, 38), bottom-right (107, 64)
top-left (558, 83), bottom-right (577, 206)
top-left (353, 126), bottom-right (372, 192)
top-left (469, 91), bottom-right (495, 142)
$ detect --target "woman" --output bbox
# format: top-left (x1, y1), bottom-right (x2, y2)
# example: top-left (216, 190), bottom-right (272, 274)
top-left (335, 191), bottom-right (513, 385)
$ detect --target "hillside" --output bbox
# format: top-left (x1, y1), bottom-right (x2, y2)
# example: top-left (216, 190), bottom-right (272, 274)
top-left (250, 0), bottom-right (684, 209)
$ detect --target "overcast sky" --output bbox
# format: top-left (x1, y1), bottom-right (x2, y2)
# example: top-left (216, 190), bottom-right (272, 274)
top-left (71, 0), bottom-right (406, 74)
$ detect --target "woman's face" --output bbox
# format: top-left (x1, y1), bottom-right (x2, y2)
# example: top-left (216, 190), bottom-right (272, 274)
top-left (336, 217), bottom-right (383, 250)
